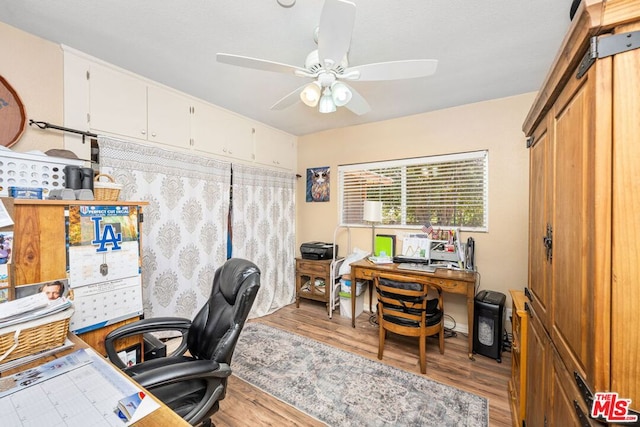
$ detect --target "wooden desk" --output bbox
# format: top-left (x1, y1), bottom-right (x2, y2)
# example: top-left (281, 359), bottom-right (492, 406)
top-left (349, 259), bottom-right (478, 359)
top-left (0, 333), bottom-right (189, 426)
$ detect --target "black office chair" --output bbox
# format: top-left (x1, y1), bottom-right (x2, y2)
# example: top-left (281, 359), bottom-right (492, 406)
top-left (105, 258), bottom-right (261, 426)
top-left (374, 272), bottom-right (444, 374)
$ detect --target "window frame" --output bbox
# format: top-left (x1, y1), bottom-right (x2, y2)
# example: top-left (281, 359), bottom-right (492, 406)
top-left (338, 150), bottom-right (489, 232)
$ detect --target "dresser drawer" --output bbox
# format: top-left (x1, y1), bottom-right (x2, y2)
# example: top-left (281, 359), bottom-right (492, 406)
top-left (296, 259), bottom-right (332, 274)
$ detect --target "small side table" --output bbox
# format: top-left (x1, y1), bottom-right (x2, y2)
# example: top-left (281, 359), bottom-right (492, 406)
top-left (295, 257), bottom-right (333, 314)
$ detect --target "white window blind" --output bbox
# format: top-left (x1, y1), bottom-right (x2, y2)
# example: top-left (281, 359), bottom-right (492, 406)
top-left (338, 150), bottom-right (488, 231)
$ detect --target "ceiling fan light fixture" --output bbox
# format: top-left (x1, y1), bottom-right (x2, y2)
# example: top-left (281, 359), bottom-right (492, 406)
top-left (330, 81), bottom-right (352, 107)
top-left (318, 90), bottom-right (337, 113)
top-left (300, 82), bottom-right (322, 107)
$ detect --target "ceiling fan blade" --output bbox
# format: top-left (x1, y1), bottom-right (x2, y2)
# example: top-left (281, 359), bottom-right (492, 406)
top-left (344, 59), bottom-right (438, 82)
top-left (317, 0), bottom-right (356, 69)
top-left (343, 83), bottom-right (370, 116)
top-left (270, 85), bottom-right (305, 110)
top-left (217, 53), bottom-right (307, 76)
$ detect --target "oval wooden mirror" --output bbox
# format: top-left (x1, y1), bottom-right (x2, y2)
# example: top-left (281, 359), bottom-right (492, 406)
top-left (0, 75), bottom-right (27, 148)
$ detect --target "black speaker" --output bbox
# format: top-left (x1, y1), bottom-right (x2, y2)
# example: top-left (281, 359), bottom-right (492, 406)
top-left (473, 290), bottom-right (506, 362)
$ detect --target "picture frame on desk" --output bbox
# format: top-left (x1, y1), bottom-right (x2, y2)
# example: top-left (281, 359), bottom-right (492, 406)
top-left (117, 343), bottom-right (141, 367)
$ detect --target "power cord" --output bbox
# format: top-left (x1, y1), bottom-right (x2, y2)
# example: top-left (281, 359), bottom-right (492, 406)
top-left (503, 329), bottom-right (513, 352)
top-left (443, 314), bottom-right (457, 339)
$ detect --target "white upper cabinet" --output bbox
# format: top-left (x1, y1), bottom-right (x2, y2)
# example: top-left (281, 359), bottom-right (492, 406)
top-left (191, 100), bottom-right (254, 162)
top-left (89, 62), bottom-right (148, 139)
top-left (253, 123), bottom-right (296, 170)
top-left (63, 48), bottom-right (296, 171)
top-left (147, 85), bottom-right (191, 149)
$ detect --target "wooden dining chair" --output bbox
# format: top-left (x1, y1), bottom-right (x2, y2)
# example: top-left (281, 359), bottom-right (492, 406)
top-left (374, 272), bottom-right (444, 374)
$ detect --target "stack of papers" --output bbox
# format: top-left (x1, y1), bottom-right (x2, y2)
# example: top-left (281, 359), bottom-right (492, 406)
top-left (368, 256), bottom-right (394, 264)
top-left (0, 293), bottom-right (73, 328)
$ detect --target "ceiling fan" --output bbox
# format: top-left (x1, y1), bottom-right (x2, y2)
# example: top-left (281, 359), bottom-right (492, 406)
top-left (216, 0), bottom-right (438, 115)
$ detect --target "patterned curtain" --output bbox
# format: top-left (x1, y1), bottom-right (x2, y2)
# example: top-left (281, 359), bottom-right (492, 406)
top-left (98, 137), bottom-right (231, 326)
top-left (231, 164), bottom-right (296, 318)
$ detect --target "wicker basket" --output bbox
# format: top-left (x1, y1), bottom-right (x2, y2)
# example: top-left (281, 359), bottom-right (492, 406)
top-left (94, 173), bottom-right (122, 201)
top-left (0, 308), bottom-right (73, 363)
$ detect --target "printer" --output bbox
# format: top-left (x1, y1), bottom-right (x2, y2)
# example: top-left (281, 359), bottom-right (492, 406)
top-left (300, 241), bottom-right (337, 260)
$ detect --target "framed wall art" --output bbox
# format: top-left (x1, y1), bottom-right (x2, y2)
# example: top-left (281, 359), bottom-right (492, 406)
top-left (306, 167), bottom-right (330, 202)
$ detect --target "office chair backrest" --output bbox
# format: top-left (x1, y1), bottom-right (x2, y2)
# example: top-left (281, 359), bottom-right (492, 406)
top-left (187, 258), bottom-right (261, 363)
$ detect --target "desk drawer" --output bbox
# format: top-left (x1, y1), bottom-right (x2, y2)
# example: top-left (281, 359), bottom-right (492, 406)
top-left (423, 277), bottom-right (470, 293)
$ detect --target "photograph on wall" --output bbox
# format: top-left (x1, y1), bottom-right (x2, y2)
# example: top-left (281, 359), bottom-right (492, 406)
top-left (15, 278), bottom-right (69, 301)
top-left (67, 205), bottom-right (141, 288)
top-left (306, 167), bottom-right (330, 202)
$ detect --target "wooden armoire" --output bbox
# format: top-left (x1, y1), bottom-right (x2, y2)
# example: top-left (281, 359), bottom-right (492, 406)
top-left (522, 0), bottom-right (640, 425)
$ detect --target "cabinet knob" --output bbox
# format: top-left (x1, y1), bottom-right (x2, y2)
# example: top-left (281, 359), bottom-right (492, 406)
top-left (141, 130), bottom-right (146, 135)
top-left (151, 132), bottom-right (157, 137)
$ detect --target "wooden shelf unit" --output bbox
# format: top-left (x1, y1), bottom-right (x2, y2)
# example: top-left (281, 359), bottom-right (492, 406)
top-left (1, 198), bottom-right (146, 356)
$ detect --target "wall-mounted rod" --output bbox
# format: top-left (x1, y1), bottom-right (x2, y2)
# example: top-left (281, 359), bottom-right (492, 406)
top-left (29, 120), bottom-right (97, 144)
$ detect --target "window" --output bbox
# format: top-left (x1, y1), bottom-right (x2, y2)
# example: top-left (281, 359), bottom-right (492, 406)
top-left (338, 150), bottom-right (488, 231)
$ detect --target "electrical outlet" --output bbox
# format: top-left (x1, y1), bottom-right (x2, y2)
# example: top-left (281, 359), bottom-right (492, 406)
top-left (506, 308), bottom-right (513, 320)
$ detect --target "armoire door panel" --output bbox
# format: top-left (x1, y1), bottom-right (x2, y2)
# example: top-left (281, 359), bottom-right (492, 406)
top-left (528, 123), bottom-right (552, 329)
top-left (525, 308), bottom-right (551, 427)
top-left (551, 68), bottom-right (595, 386)
top-left (611, 21), bottom-right (640, 411)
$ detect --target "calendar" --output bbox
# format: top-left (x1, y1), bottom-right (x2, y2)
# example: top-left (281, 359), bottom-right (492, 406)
top-left (66, 205), bottom-right (143, 333)
top-left (67, 205), bottom-right (141, 287)
top-left (69, 276), bottom-right (143, 334)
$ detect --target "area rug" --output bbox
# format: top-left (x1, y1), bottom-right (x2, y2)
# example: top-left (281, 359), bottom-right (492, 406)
top-left (232, 323), bottom-right (488, 427)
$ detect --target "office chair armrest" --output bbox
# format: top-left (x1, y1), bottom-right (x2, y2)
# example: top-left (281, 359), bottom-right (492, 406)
top-left (105, 317), bottom-right (192, 369)
top-left (132, 361), bottom-right (232, 390)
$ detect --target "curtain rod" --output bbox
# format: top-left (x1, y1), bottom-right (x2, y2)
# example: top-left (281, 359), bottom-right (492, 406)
top-left (29, 120), bottom-right (97, 144)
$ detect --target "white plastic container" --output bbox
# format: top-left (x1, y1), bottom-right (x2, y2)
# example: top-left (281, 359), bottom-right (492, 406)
top-left (339, 291), bottom-right (364, 319)
top-left (340, 279), bottom-right (365, 296)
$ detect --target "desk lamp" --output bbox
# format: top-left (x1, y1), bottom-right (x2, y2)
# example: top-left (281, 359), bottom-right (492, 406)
top-left (363, 200), bottom-right (383, 255)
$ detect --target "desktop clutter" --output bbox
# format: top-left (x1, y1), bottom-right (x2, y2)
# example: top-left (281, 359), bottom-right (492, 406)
top-left (3, 155), bottom-right (122, 202)
top-left (48, 167), bottom-right (122, 202)
top-left (370, 227), bottom-right (475, 272)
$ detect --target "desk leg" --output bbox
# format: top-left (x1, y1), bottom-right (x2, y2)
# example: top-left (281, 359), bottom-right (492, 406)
top-left (467, 288), bottom-right (475, 360)
top-left (351, 281), bottom-right (356, 327)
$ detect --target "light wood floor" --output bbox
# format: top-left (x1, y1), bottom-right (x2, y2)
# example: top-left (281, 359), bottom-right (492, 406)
top-left (210, 301), bottom-right (513, 427)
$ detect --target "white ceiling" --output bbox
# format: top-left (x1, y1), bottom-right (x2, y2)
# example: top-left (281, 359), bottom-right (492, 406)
top-left (0, 0), bottom-right (573, 136)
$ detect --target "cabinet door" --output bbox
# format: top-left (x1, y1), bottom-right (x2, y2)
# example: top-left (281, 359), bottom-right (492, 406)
top-left (528, 116), bottom-right (552, 330)
top-left (147, 85), bottom-right (191, 149)
top-left (550, 64), bottom-right (601, 388)
top-left (549, 346), bottom-right (593, 426)
top-left (525, 309), bottom-right (551, 427)
top-left (62, 49), bottom-right (91, 160)
top-left (191, 101), bottom-right (254, 162)
top-left (190, 99), bottom-right (225, 155)
top-left (611, 23), bottom-right (640, 410)
top-left (254, 123), bottom-right (296, 170)
top-left (89, 63), bottom-right (147, 139)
